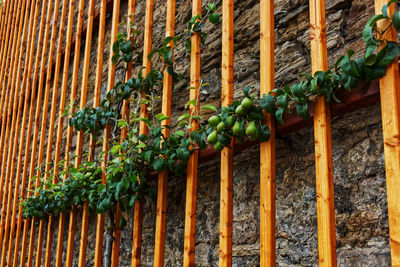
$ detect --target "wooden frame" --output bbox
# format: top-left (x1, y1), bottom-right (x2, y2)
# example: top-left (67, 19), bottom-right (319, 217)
top-left (183, 0), bottom-right (201, 266)
top-left (309, 0), bottom-right (337, 265)
top-left (153, 0), bottom-right (175, 265)
top-left (259, 0), bottom-right (276, 266)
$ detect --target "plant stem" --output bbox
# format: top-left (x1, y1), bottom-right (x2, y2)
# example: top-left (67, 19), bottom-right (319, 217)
top-left (104, 210), bottom-right (114, 267)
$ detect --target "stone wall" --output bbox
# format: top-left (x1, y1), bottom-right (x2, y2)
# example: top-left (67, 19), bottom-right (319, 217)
top-left (28, 0), bottom-right (391, 266)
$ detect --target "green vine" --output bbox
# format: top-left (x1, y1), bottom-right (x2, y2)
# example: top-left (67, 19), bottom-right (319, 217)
top-left (22, 1), bottom-right (400, 224)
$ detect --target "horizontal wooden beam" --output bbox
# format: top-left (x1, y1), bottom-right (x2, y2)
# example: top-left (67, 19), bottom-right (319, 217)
top-left (199, 80), bottom-right (380, 163)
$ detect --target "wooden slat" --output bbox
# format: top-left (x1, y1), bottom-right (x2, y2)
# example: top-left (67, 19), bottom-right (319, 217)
top-left (64, 0), bottom-right (85, 265)
top-left (219, 0), bottom-right (234, 265)
top-left (309, 0), bottom-right (337, 266)
top-left (374, 1), bottom-right (400, 265)
top-left (25, 0), bottom-right (54, 265)
top-left (131, 0), bottom-right (154, 266)
top-left (0, 0), bottom-right (28, 253)
top-left (30, 0), bottom-right (61, 265)
top-left (0, 0), bottom-right (31, 264)
top-left (7, 0), bottom-right (38, 265)
top-left (42, 1), bottom-right (69, 265)
top-left (259, 0), bottom-right (276, 266)
top-left (53, 0), bottom-right (77, 265)
top-left (93, 1), bottom-right (107, 266)
top-left (13, 1), bottom-right (41, 266)
top-left (0, 0), bottom-right (15, 185)
top-left (0, 0), bottom-right (21, 246)
top-left (76, 0), bottom-right (96, 266)
top-left (153, 0), bottom-right (175, 266)
top-left (110, 0), bottom-right (135, 266)
top-left (183, 0), bottom-right (201, 266)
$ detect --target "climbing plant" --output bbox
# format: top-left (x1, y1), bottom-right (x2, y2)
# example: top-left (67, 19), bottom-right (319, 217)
top-left (22, 0), bottom-right (400, 227)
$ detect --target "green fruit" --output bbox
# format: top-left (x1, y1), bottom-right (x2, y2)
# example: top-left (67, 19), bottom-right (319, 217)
top-left (225, 116), bottom-right (234, 128)
top-left (214, 142), bottom-right (224, 151)
top-left (245, 121), bottom-right (257, 137)
top-left (235, 105), bottom-right (246, 116)
top-left (217, 121), bottom-right (225, 133)
top-left (241, 97), bottom-right (253, 109)
top-left (208, 115), bottom-right (221, 127)
top-left (207, 131), bottom-right (218, 144)
top-left (232, 121), bottom-right (242, 135)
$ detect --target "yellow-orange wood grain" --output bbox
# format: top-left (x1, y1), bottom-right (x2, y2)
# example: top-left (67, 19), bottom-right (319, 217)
top-left (259, 0), bottom-right (276, 266)
top-left (309, 0), bottom-right (337, 266)
top-left (374, 1), bottom-right (400, 265)
top-left (153, 0), bottom-right (175, 265)
top-left (183, 1), bottom-right (201, 266)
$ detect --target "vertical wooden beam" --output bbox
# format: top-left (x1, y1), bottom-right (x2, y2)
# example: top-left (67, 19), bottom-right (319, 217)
top-left (183, 0), bottom-right (201, 266)
top-left (131, 0), bottom-right (154, 266)
top-left (53, 0), bottom-right (76, 265)
top-left (259, 0), bottom-right (276, 266)
top-left (7, 0), bottom-right (38, 265)
top-left (25, 0), bottom-right (54, 265)
top-left (13, 1), bottom-right (41, 266)
top-left (0, 0), bottom-right (28, 257)
top-left (0, 0), bottom-right (31, 264)
top-left (111, 1), bottom-right (135, 266)
top-left (93, 1), bottom-right (107, 266)
top-left (309, 0), bottom-right (337, 266)
top-left (76, 0), bottom-right (96, 266)
top-left (0, 0), bottom-right (21, 246)
top-left (153, 0), bottom-right (175, 265)
top-left (219, 0), bottom-right (234, 266)
top-left (374, 1), bottom-right (400, 265)
top-left (42, 1), bottom-right (69, 265)
top-left (64, 0), bottom-right (85, 266)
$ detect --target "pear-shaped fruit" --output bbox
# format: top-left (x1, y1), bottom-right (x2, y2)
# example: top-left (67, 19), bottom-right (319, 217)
top-left (235, 105), bottom-right (246, 116)
top-left (214, 142), bottom-right (224, 151)
top-left (217, 121), bottom-right (225, 133)
top-left (245, 121), bottom-right (257, 137)
top-left (208, 115), bottom-right (221, 127)
top-left (241, 97), bottom-right (253, 109)
top-left (225, 116), bottom-right (234, 128)
top-left (233, 121), bottom-right (242, 135)
top-left (207, 130), bottom-right (218, 144)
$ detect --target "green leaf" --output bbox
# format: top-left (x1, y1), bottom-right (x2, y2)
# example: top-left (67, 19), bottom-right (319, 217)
top-left (153, 158), bottom-right (166, 172)
top-left (178, 114), bottom-right (191, 121)
top-left (296, 103), bottom-right (309, 119)
top-left (275, 108), bottom-right (284, 125)
top-left (276, 94), bottom-right (288, 111)
top-left (201, 104), bottom-right (217, 112)
top-left (110, 145), bottom-right (123, 154)
top-left (375, 41), bottom-right (400, 66)
top-left (259, 94), bottom-right (276, 114)
top-left (393, 11), bottom-right (400, 31)
top-left (156, 113), bottom-right (170, 122)
top-left (243, 86), bottom-right (252, 98)
top-left (208, 13), bottom-right (220, 24)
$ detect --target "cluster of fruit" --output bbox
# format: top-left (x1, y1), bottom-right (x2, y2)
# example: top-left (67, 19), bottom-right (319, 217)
top-left (206, 95), bottom-right (271, 151)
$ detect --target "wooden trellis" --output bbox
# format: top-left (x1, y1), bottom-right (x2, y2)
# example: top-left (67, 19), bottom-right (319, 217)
top-left (0, 0), bottom-right (397, 266)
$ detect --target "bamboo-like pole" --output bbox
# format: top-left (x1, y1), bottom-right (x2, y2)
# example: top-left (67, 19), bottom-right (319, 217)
top-left (93, 1), bottom-right (107, 265)
top-left (0, 0), bottom-right (31, 264)
top-left (64, 0), bottom-right (85, 265)
top-left (76, 0), bottom-right (96, 266)
top-left (13, 1), bottom-right (41, 266)
top-left (131, 1), bottom-right (154, 266)
top-left (7, 0), bottom-right (38, 265)
top-left (42, 1), bottom-right (69, 265)
top-left (259, 0), bottom-right (276, 266)
top-left (374, 1), bottom-right (400, 265)
top-left (111, 1), bottom-right (135, 266)
top-left (219, 0), bottom-right (234, 265)
top-left (25, 0), bottom-right (54, 264)
top-left (0, 0), bottom-right (25, 250)
top-left (28, 0), bottom-right (61, 265)
top-left (153, 0), bottom-right (175, 265)
top-left (0, 2), bottom-right (8, 57)
top-left (0, 0), bottom-right (21, 241)
top-left (0, 0), bottom-right (15, 182)
top-left (309, 0), bottom-right (337, 266)
top-left (53, 0), bottom-right (77, 266)
top-left (183, 0), bottom-right (201, 266)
